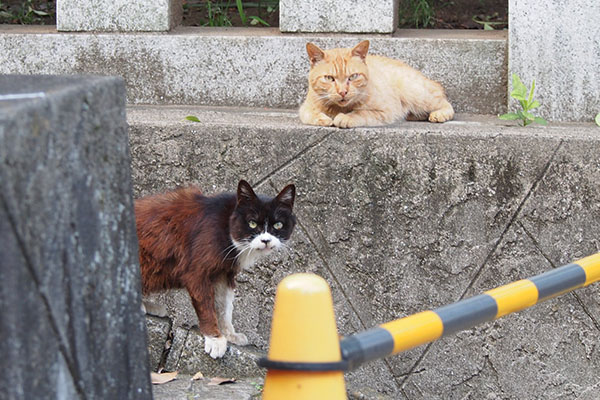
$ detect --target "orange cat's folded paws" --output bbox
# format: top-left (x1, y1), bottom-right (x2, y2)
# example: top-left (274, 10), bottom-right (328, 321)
top-left (333, 113), bottom-right (358, 128)
top-left (428, 109), bottom-right (454, 123)
top-left (226, 332), bottom-right (248, 346)
top-left (204, 335), bottom-right (228, 359)
top-left (313, 113), bottom-right (333, 126)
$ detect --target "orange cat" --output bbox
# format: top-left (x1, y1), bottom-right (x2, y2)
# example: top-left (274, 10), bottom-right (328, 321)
top-left (299, 40), bottom-right (454, 128)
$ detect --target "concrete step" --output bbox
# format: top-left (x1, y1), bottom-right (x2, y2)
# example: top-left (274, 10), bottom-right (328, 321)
top-left (130, 104), bottom-right (600, 399)
top-left (0, 26), bottom-right (506, 114)
top-left (151, 375), bottom-right (263, 400)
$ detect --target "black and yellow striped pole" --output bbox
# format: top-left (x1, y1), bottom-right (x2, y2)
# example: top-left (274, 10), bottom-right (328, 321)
top-left (259, 253), bottom-right (600, 397)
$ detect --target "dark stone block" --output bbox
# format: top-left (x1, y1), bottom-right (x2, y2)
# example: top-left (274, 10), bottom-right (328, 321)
top-left (0, 75), bottom-right (151, 399)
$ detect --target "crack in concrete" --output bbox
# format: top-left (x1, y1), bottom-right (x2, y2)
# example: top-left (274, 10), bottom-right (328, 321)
top-left (174, 327), bottom-right (191, 372)
top-left (253, 130), bottom-right (335, 189)
top-left (295, 219), bottom-right (404, 392)
top-left (399, 139), bottom-right (564, 389)
top-left (519, 221), bottom-right (600, 333)
top-left (0, 191), bottom-right (88, 400)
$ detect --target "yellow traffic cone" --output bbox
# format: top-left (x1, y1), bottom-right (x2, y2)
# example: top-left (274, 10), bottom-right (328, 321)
top-left (262, 273), bottom-right (346, 399)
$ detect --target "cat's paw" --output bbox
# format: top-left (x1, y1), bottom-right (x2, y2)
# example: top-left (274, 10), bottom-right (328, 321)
top-left (312, 113), bottom-right (333, 126)
top-left (428, 109), bottom-right (454, 123)
top-left (204, 335), bottom-right (228, 359)
top-left (333, 113), bottom-right (358, 128)
top-left (225, 332), bottom-right (248, 346)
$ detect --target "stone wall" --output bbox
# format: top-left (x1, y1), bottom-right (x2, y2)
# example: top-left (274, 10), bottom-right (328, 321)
top-left (128, 106), bottom-right (600, 398)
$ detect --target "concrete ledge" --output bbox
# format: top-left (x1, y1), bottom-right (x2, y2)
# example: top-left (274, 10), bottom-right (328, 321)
top-left (0, 26), bottom-right (507, 114)
top-left (129, 104), bottom-right (600, 398)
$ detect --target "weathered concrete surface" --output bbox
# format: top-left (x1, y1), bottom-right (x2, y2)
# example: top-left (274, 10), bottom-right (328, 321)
top-left (509, 0), bottom-right (600, 122)
top-left (129, 105), bottom-right (600, 398)
top-left (280, 0), bottom-right (398, 33)
top-left (57, 0), bottom-right (183, 31)
top-left (0, 76), bottom-right (151, 399)
top-left (0, 26), bottom-right (507, 115)
top-left (147, 315), bottom-right (172, 371)
top-left (152, 375), bottom-right (263, 400)
top-left (165, 327), bottom-right (265, 377)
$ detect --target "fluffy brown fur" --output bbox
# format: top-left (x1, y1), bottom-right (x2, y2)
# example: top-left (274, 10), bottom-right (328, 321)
top-left (135, 180), bottom-right (296, 358)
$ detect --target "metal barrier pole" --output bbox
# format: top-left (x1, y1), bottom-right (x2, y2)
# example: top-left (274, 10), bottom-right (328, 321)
top-left (340, 253), bottom-right (600, 370)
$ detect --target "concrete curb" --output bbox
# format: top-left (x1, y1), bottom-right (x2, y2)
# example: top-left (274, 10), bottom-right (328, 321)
top-left (0, 26), bottom-right (507, 114)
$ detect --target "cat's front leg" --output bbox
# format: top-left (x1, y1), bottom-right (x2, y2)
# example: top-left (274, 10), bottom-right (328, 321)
top-left (299, 102), bottom-right (334, 126)
top-left (190, 292), bottom-right (229, 358)
top-left (215, 280), bottom-right (248, 346)
top-left (204, 335), bottom-right (228, 359)
top-left (333, 111), bottom-right (386, 128)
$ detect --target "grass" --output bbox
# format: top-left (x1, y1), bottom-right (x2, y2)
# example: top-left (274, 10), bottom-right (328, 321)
top-left (184, 0), bottom-right (277, 27)
top-left (398, 0), bottom-right (435, 28)
top-left (0, 0), bottom-right (54, 24)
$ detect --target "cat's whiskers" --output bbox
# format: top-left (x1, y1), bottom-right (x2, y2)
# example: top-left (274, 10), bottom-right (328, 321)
top-left (219, 242), bottom-right (241, 267)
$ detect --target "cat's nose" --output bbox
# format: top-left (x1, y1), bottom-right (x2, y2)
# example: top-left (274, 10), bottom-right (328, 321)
top-left (261, 238), bottom-right (271, 245)
top-left (339, 90), bottom-right (347, 97)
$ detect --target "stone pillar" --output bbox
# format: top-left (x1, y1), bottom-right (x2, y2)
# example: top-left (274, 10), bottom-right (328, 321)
top-left (0, 75), bottom-right (152, 399)
top-left (280, 0), bottom-right (398, 33)
top-left (509, 0), bottom-right (600, 121)
top-left (57, 0), bottom-right (183, 31)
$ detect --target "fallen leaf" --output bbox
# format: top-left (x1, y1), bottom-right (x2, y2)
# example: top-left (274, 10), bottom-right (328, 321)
top-left (151, 371), bottom-right (178, 385)
top-left (191, 371), bottom-right (204, 381)
top-left (207, 377), bottom-right (237, 386)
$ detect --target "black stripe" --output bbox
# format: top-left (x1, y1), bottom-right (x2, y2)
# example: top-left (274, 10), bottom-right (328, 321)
top-left (339, 327), bottom-right (394, 371)
top-left (530, 263), bottom-right (586, 301)
top-left (435, 294), bottom-right (498, 337)
top-left (256, 358), bottom-right (349, 372)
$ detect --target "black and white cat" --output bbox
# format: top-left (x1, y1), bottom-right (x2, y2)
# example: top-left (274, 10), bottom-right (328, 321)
top-left (135, 180), bottom-right (296, 358)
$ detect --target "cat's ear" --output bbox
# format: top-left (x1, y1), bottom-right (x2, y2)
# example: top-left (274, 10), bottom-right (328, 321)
top-left (306, 42), bottom-right (325, 66)
top-left (351, 40), bottom-right (369, 61)
top-left (237, 180), bottom-right (257, 204)
top-left (276, 184), bottom-right (296, 210)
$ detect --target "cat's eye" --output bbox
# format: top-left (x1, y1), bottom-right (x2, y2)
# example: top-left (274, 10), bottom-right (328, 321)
top-left (273, 222), bottom-right (283, 230)
top-left (348, 73), bottom-right (360, 81)
top-left (248, 220), bottom-right (258, 229)
top-left (324, 75), bottom-right (335, 82)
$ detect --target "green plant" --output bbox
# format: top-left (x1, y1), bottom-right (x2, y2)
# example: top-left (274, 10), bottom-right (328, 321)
top-left (595, 113), bottom-right (600, 127)
top-left (205, 1), bottom-right (233, 27)
top-left (472, 13), bottom-right (507, 30)
top-left (0, 0), bottom-right (52, 24)
top-left (235, 0), bottom-right (269, 26)
top-left (185, 115), bottom-right (201, 122)
top-left (499, 73), bottom-right (547, 127)
top-left (399, 0), bottom-right (435, 28)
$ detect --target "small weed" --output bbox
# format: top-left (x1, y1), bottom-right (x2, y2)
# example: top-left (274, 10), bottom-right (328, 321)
top-left (184, 0), bottom-right (274, 27)
top-left (472, 12), bottom-right (507, 30)
top-left (205, 1), bottom-right (233, 27)
top-left (399, 0), bottom-right (435, 28)
top-left (250, 381), bottom-right (264, 392)
top-left (0, 0), bottom-right (54, 24)
top-left (499, 73), bottom-right (547, 127)
top-left (235, 0), bottom-right (269, 26)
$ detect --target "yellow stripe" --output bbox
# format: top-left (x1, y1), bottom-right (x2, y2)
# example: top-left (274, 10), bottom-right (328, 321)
top-left (380, 311), bottom-right (443, 354)
top-left (485, 279), bottom-right (538, 318)
top-left (575, 253), bottom-right (600, 286)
